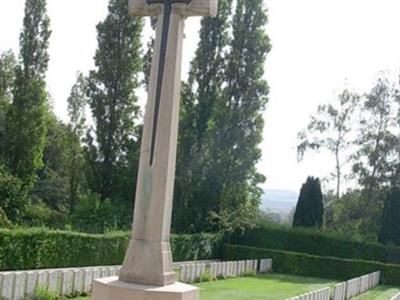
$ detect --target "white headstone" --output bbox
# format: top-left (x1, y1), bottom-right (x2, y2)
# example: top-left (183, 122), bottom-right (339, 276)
top-left (25, 271), bottom-right (38, 296)
top-left (73, 269), bottom-right (84, 294)
top-left (1, 273), bottom-right (15, 300)
top-left (61, 270), bottom-right (74, 296)
top-left (84, 269), bottom-right (93, 294)
top-left (37, 271), bottom-right (48, 289)
top-left (48, 270), bottom-right (62, 295)
top-left (14, 272), bottom-right (27, 300)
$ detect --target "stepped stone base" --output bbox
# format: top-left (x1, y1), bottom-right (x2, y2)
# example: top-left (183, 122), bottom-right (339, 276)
top-left (92, 276), bottom-right (199, 300)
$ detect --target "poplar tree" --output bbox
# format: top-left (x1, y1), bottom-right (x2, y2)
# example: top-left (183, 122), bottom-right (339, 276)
top-left (173, 0), bottom-right (271, 233)
top-left (205, 0), bottom-right (271, 232)
top-left (0, 51), bottom-right (16, 162)
top-left (6, 0), bottom-right (51, 188)
top-left (173, 0), bottom-right (233, 232)
top-left (86, 0), bottom-right (143, 208)
top-left (293, 177), bottom-right (324, 228)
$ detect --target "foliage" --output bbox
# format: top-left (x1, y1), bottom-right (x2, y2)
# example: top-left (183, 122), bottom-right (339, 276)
top-left (5, 0), bottom-right (51, 188)
top-left (0, 50), bottom-right (17, 162)
top-left (174, 0), bottom-right (270, 234)
top-left (30, 286), bottom-right (61, 300)
top-left (0, 228), bottom-right (222, 271)
top-left (69, 193), bottom-right (120, 233)
top-left (231, 223), bottom-right (400, 264)
top-left (0, 207), bottom-right (12, 229)
top-left (225, 244), bottom-right (400, 285)
top-left (298, 90), bottom-right (359, 201)
top-left (379, 188), bottom-right (400, 246)
top-left (86, 0), bottom-right (143, 206)
top-left (293, 177), bottom-right (324, 228)
top-left (0, 164), bottom-right (27, 223)
top-left (22, 200), bottom-right (65, 229)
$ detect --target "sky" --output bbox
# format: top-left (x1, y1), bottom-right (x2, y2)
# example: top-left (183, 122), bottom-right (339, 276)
top-left (1, 0), bottom-right (400, 194)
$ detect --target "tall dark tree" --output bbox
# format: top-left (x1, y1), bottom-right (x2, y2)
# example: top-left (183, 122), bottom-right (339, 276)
top-left (5, 0), bottom-right (51, 188)
top-left (86, 0), bottom-right (143, 207)
top-left (173, 0), bottom-right (233, 232)
top-left (293, 177), bottom-right (324, 228)
top-left (66, 73), bottom-right (88, 214)
top-left (205, 0), bottom-right (270, 232)
top-left (379, 187), bottom-right (400, 246)
top-left (0, 50), bottom-right (17, 162)
top-left (173, 0), bottom-right (271, 233)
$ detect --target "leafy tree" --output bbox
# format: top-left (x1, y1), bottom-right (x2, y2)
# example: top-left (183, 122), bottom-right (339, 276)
top-left (298, 89), bottom-right (359, 201)
top-left (66, 73), bottom-right (88, 214)
top-left (205, 0), bottom-right (270, 232)
top-left (0, 50), bottom-right (17, 162)
top-left (379, 187), bottom-right (400, 246)
top-left (0, 164), bottom-right (27, 223)
top-left (5, 0), bottom-right (51, 188)
top-left (293, 177), bottom-right (324, 228)
top-left (173, 0), bottom-right (233, 232)
top-left (86, 0), bottom-right (143, 210)
top-left (352, 78), bottom-right (400, 194)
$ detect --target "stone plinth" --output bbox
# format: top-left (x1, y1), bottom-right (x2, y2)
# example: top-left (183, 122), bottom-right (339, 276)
top-left (92, 277), bottom-right (198, 300)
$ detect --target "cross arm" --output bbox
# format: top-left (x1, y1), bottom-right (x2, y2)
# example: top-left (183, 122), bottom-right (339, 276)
top-left (129, 0), bottom-right (218, 17)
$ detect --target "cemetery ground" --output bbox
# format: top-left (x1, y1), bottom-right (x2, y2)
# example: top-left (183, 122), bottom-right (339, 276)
top-left (68, 274), bottom-right (400, 300)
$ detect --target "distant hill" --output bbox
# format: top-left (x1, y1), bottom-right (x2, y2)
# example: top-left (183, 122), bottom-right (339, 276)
top-left (260, 189), bottom-right (298, 221)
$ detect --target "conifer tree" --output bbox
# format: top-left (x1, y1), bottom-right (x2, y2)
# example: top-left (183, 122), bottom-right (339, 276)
top-left (379, 188), bottom-right (400, 246)
top-left (6, 0), bottom-right (51, 188)
top-left (293, 177), bottom-right (324, 228)
top-left (86, 0), bottom-right (143, 208)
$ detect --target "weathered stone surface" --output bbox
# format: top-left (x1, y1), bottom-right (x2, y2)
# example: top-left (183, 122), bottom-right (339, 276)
top-left (37, 271), bottom-right (48, 289)
top-left (84, 269), bottom-right (93, 293)
top-left (61, 270), bottom-right (74, 296)
top-left (74, 269), bottom-right (84, 294)
top-left (1, 273), bottom-right (15, 300)
top-left (26, 271), bottom-right (38, 296)
top-left (14, 272), bottom-right (27, 300)
top-left (48, 270), bottom-right (62, 295)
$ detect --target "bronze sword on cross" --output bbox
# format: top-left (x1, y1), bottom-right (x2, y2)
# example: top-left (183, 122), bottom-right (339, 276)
top-left (147, 0), bottom-right (192, 166)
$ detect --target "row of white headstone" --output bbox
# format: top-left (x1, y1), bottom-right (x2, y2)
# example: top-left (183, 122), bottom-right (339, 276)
top-left (332, 271), bottom-right (381, 300)
top-left (287, 287), bottom-right (330, 300)
top-left (390, 291), bottom-right (400, 300)
top-left (0, 266), bottom-right (121, 300)
top-left (0, 259), bottom-right (272, 300)
top-left (178, 259), bottom-right (272, 283)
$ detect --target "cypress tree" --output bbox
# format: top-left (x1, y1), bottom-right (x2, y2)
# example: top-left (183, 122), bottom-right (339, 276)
top-left (6, 0), bottom-right (51, 188)
top-left (86, 0), bottom-right (143, 207)
top-left (293, 177), bottom-right (324, 228)
top-left (379, 188), bottom-right (400, 246)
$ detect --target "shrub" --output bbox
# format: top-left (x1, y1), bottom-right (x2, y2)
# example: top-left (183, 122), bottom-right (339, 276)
top-left (232, 223), bottom-right (400, 264)
top-left (29, 286), bottom-right (60, 300)
top-left (0, 228), bottom-right (223, 271)
top-left (225, 244), bottom-right (400, 285)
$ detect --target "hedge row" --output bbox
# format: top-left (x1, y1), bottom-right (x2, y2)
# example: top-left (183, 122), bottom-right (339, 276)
top-left (0, 228), bottom-right (223, 271)
top-left (232, 224), bottom-right (400, 264)
top-left (225, 244), bottom-right (400, 285)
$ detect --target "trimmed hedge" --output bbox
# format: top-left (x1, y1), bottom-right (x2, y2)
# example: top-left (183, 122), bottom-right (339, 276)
top-left (225, 244), bottom-right (400, 285)
top-left (0, 228), bottom-right (223, 271)
top-left (232, 224), bottom-right (400, 264)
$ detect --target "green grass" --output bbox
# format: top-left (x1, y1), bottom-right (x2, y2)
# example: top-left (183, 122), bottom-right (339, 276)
top-left (196, 273), bottom-right (335, 300)
top-left (72, 274), bottom-right (335, 300)
top-left (353, 285), bottom-right (400, 300)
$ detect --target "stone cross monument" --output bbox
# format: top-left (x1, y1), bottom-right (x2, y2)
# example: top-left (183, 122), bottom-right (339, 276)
top-left (92, 0), bottom-right (218, 299)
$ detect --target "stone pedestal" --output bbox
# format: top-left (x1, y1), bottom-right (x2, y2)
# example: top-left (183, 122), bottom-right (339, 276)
top-left (93, 277), bottom-right (199, 300)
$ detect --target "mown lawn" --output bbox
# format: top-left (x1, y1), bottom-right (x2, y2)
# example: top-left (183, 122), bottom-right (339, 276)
top-left (353, 285), bottom-right (400, 300)
top-left (74, 273), bottom-right (336, 300)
